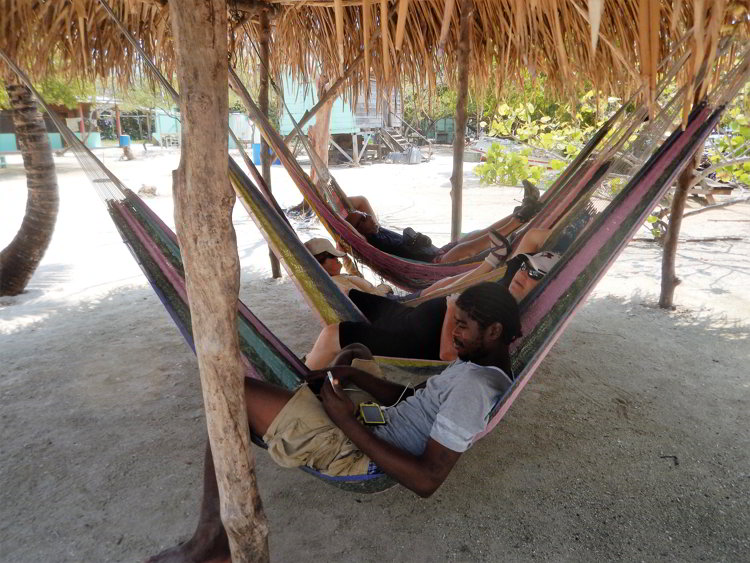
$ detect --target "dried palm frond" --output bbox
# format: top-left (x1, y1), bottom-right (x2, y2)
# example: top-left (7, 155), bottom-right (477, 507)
top-left (1, 0), bottom-right (748, 112)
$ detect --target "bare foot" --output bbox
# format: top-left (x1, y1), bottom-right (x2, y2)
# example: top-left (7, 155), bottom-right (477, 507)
top-left (145, 527), bottom-right (230, 563)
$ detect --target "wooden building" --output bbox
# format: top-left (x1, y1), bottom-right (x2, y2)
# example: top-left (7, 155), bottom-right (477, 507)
top-left (280, 76), bottom-right (408, 163)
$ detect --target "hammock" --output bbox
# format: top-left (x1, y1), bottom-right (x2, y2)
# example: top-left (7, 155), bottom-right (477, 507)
top-left (97, 0), bottom-right (676, 307)
top-left (225, 58), bottom-right (687, 311)
top-left (222, 30), bottom-right (697, 291)
top-left (229, 67), bottom-right (590, 290)
top-left (5, 44), bottom-right (743, 493)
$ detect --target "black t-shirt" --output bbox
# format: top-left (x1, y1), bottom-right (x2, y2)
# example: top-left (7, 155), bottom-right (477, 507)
top-left (341, 289), bottom-right (448, 360)
top-left (367, 227), bottom-right (441, 262)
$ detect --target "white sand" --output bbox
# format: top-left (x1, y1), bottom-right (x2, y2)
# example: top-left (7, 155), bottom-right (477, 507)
top-left (1, 146), bottom-right (748, 561)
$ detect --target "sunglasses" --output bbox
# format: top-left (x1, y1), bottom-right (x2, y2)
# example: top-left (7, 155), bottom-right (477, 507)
top-left (520, 261), bottom-right (546, 281)
top-left (315, 252), bottom-right (336, 264)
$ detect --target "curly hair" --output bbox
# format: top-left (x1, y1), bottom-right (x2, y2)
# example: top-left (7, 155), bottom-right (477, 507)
top-left (455, 282), bottom-right (522, 345)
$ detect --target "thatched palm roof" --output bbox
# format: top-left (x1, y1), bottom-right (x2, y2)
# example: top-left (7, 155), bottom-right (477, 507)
top-left (2, 1), bottom-right (749, 105)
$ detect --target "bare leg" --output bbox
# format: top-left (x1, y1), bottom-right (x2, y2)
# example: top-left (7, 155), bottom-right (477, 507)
top-left (486, 215), bottom-right (519, 235)
top-left (437, 236), bottom-right (490, 263)
top-left (146, 378), bottom-right (293, 562)
top-left (453, 215), bottom-right (516, 245)
top-left (437, 216), bottom-right (523, 263)
top-left (145, 443), bottom-right (230, 563)
top-left (305, 323), bottom-right (342, 370)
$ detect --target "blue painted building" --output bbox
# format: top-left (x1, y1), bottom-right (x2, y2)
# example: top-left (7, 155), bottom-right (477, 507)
top-left (279, 75), bottom-right (403, 162)
top-left (0, 104), bottom-right (101, 152)
top-left (280, 76), bottom-right (401, 136)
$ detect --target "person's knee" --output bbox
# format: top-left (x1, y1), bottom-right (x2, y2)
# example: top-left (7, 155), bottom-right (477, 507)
top-left (321, 323), bottom-right (340, 344)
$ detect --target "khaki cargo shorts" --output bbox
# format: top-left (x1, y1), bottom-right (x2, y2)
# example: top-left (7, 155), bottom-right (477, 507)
top-left (262, 381), bottom-right (376, 477)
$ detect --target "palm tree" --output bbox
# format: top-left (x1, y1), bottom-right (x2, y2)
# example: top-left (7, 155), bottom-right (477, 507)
top-left (0, 82), bottom-right (58, 296)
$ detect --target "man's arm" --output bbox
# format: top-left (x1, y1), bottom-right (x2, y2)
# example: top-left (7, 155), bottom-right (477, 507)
top-left (321, 381), bottom-right (461, 497)
top-left (311, 365), bottom-right (412, 405)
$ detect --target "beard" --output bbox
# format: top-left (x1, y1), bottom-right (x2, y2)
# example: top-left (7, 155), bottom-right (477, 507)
top-left (454, 338), bottom-right (482, 362)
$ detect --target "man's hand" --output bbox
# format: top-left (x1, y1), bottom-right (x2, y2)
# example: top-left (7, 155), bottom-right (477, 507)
top-left (321, 376), bottom-right (357, 426)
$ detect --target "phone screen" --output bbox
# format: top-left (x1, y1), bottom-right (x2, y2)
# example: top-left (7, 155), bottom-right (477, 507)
top-left (360, 404), bottom-right (386, 424)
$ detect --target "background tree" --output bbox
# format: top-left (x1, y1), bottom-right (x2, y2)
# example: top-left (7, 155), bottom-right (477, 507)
top-left (0, 80), bottom-right (59, 296)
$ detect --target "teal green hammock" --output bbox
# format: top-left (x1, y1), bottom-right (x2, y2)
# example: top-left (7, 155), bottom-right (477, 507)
top-left (4, 41), bottom-right (746, 493)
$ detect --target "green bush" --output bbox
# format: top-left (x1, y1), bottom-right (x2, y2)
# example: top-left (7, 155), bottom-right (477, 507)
top-left (475, 88), bottom-right (621, 187)
top-left (706, 91), bottom-right (750, 187)
top-left (475, 145), bottom-right (544, 186)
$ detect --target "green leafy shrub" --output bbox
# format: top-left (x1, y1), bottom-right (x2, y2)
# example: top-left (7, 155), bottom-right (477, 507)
top-left (706, 91), bottom-right (750, 187)
top-left (475, 87), bottom-right (622, 187)
top-left (475, 145), bottom-right (544, 186)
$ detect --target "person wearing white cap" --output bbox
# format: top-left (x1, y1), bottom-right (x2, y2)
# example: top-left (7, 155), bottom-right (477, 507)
top-left (304, 237), bottom-right (393, 297)
top-left (419, 227), bottom-right (552, 299)
top-left (507, 251), bottom-right (561, 301)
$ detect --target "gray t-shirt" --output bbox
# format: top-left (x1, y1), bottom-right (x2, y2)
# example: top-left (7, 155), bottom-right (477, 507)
top-left (372, 360), bottom-right (511, 455)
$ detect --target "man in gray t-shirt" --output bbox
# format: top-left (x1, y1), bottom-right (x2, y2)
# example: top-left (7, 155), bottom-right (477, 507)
top-left (373, 360), bottom-right (511, 455)
top-left (149, 283), bottom-right (521, 563)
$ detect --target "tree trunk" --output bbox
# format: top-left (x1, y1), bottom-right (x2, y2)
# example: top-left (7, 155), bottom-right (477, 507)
top-left (290, 74), bottom-right (336, 214)
top-left (115, 104), bottom-right (122, 137)
top-left (259, 11), bottom-right (282, 279)
top-left (450, 0), bottom-right (473, 241)
top-left (0, 83), bottom-right (59, 296)
top-left (168, 1), bottom-right (269, 561)
top-left (308, 76), bottom-right (335, 188)
top-left (78, 103), bottom-right (85, 134)
top-left (659, 83), bottom-right (705, 309)
top-left (146, 111), bottom-right (154, 144)
top-left (659, 151), bottom-right (700, 309)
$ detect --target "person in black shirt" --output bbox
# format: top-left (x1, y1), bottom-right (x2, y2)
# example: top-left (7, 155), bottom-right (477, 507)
top-left (345, 210), bottom-right (444, 262)
top-left (304, 249), bottom-right (561, 369)
top-left (344, 181), bottom-right (542, 264)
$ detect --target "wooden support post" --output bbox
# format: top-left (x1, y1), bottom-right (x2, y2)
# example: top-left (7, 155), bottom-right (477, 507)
top-left (450, 0), bottom-right (472, 241)
top-left (168, 1), bottom-right (269, 561)
top-left (352, 133), bottom-right (360, 164)
top-left (260, 11), bottom-right (282, 279)
top-left (659, 86), bottom-right (704, 309)
top-left (115, 104), bottom-right (122, 138)
top-left (330, 137), bottom-right (354, 163)
top-left (136, 114), bottom-right (144, 141)
top-left (307, 75), bottom-right (336, 185)
top-left (78, 103), bottom-right (85, 134)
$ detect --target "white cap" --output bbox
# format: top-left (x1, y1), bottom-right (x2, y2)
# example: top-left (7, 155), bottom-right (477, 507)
top-left (304, 238), bottom-right (346, 258)
top-left (518, 251), bottom-right (561, 274)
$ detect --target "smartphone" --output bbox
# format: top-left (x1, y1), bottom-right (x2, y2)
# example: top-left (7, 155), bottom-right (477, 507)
top-left (359, 403), bottom-right (386, 425)
top-left (327, 371), bottom-right (341, 396)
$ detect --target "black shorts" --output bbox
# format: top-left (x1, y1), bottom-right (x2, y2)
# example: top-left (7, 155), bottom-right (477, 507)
top-left (340, 291), bottom-right (447, 360)
top-left (348, 289), bottom-right (409, 323)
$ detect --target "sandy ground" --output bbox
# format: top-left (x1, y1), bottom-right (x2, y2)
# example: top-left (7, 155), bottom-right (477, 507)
top-left (1, 146), bottom-right (748, 562)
